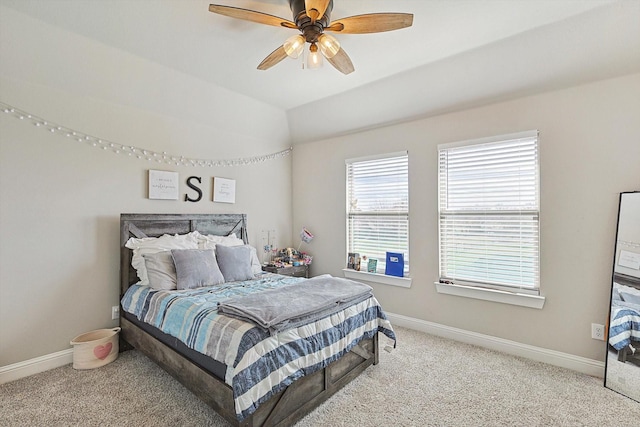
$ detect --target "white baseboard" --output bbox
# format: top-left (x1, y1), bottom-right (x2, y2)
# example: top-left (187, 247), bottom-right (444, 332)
top-left (387, 312), bottom-right (605, 378)
top-left (0, 349), bottom-right (73, 385)
top-left (0, 315), bottom-right (605, 384)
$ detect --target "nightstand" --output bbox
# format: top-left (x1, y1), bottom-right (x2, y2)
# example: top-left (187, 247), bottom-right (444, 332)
top-left (262, 264), bottom-right (310, 278)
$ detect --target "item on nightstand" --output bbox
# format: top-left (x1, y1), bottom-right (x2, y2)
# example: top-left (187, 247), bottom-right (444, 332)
top-left (297, 227), bottom-right (315, 251)
top-left (385, 252), bottom-right (404, 277)
top-left (268, 247), bottom-right (312, 268)
top-left (261, 229), bottom-right (276, 264)
top-left (70, 327), bottom-right (121, 370)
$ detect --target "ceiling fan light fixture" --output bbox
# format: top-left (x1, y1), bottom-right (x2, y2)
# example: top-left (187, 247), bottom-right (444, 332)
top-left (307, 8), bottom-right (320, 23)
top-left (283, 34), bottom-right (306, 58)
top-left (317, 33), bottom-right (340, 59)
top-left (306, 43), bottom-right (323, 69)
top-left (208, 2), bottom-right (414, 74)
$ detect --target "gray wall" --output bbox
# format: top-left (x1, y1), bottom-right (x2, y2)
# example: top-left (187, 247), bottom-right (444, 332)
top-left (0, 6), bottom-right (293, 366)
top-left (292, 73), bottom-right (640, 361)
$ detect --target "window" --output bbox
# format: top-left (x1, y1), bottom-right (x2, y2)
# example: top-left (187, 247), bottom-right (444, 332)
top-left (438, 131), bottom-right (539, 295)
top-left (346, 152), bottom-right (409, 275)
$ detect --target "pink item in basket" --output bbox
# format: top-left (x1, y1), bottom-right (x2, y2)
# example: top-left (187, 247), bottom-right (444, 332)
top-left (93, 342), bottom-right (113, 360)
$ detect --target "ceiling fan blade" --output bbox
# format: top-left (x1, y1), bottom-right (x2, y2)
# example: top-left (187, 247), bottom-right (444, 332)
top-left (209, 4), bottom-right (297, 29)
top-left (325, 47), bottom-right (355, 75)
top-left (305, 0), bottom-right (330, 23)
top-left (326, 13), bottom-right (413, 34)
top-left (257, 46), bottom-right (289, 70)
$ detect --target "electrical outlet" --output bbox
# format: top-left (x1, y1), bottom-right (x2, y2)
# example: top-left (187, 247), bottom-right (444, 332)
top-left (111, 305), bottom-right (120, 320)
top-left (591, 323), bottom-right (605, 341)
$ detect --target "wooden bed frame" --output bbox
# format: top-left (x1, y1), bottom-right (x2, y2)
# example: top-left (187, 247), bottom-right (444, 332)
top-left (120, 213), bottom-right (379, 427)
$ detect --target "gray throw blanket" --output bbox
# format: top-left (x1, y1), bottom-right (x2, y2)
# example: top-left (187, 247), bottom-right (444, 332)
top-left (218, 275), bottom-right (373, 335)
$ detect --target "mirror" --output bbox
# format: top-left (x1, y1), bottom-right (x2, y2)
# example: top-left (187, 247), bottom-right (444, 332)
top-left (605, 191), bottom-right (640, 402)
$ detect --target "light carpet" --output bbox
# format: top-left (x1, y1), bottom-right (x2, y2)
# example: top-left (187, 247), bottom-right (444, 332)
top-left (1, 326), bottom-right (639, 426)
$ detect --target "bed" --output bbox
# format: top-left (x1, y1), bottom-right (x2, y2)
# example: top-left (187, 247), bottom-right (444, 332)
top-left (119, 213), bottom-right (395, 426)
top-left (609, 273), bottom-right (640, 365)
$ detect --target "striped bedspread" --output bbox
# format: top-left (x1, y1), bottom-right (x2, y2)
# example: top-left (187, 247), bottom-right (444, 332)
top-left (121, 274), bottom-right (396, 421)
top-left (609, 304), bottom-right (640, 351)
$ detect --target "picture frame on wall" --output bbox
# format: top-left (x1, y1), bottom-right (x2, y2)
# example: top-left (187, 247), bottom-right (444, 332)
top-left (213, 177), bottom-right (236, 203)
top-left (148, 170), bottom-right (179, 200)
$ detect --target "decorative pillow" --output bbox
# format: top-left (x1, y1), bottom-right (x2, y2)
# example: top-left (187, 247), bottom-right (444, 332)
top-left (620, 291), bottom-right (640, 306)
top-left (215, 245), bottom-right (255, 282)
top-left (195, 231), bottom-right (262, 274)
top-left (171, 249), bottom-right (225, 290)
top-left (142, 251), bottom-right (177, 290)
top-left (125, 232), bottom-right (199, 286)
top-left (615, 282), bottom-right (640, 297)
top-left (249, 246), bottom-right (264, 275)
top-left (194, 231), bottom-right (244, 249)
top-left (612, 285), bottom-right (622, 302)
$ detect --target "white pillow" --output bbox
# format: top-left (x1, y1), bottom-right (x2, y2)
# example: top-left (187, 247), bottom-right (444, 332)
top-left (194, 231), bottom-right (244, 249)
top-left (125, 232), bottom-right (199, 286)
top-left (194, 231), bottom-right (262, 274)
top-left (248, 246), bottom-right (263, 275)
top-left (614, 282), bottom-right (640, 296)
top-left (620, 291), bottom-right (640, 306)
top-left (142, 251), bottom-right (177, 290)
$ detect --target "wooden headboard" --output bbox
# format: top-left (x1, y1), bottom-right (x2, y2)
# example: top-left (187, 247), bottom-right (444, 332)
top-left (120, 213), bottom-right (248, 296)
top-left (614, 272), bottom-right (640, 290)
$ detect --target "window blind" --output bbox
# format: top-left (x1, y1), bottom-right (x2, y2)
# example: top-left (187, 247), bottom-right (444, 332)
top-left (438, 132), bottom-right (539, 293)
top-left (346, 152), bottom-right (409, 273)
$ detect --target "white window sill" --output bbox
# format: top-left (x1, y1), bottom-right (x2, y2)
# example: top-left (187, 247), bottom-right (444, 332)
top-left (343, 269), bottom-right (412, 288)
top-left (434, 282), bottom-right (545, 309)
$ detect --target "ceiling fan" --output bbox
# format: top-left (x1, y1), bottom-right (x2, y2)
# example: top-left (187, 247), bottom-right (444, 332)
top-left (208, 0), bottom-right (413, 75)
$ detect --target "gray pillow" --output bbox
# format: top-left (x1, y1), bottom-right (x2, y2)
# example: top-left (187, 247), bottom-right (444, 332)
top-left (142, 251), bottom-right (177, 290)
top-left (215, 245), bottom-right (255, 282)
top-left (171, 249), bottom-right (225, 290)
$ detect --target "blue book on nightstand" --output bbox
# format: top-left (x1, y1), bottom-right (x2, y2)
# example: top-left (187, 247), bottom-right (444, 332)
top-left (385, 252), bottom-right (404, 277)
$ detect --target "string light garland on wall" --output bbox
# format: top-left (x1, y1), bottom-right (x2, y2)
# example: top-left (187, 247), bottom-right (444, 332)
top-left (0, 101), bottom-right (292, 167)
top-left (618, 240), bottom-right (640, 249)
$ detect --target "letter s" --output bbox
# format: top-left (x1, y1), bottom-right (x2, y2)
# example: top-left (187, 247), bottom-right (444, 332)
top-left (185, 176), bottom-right (202, 202)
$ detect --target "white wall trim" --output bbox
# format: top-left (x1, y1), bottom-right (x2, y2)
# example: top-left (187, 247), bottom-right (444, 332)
top-left (0, 349), bottom-right (73, 384)
top-left (435, 282), bottom-right (545, 309)
top-left (387, 312), bottom-right (604, 378)
top-left (343, 269), bottom-right (412, 288)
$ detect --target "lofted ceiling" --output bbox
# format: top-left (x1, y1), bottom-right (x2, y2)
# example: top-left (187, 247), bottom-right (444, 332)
top-left (2, 0), bottom-right (640, 142)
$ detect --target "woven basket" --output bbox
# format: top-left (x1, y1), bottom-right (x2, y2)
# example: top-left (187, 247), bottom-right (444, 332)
top-left (70, 327), bottom-right (121, 370)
